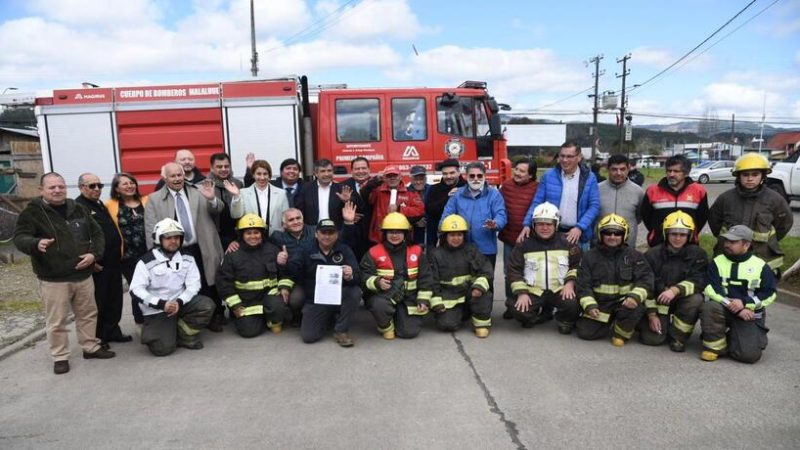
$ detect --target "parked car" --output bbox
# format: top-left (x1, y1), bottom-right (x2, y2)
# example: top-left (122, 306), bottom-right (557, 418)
top-left (689, 160), bottom-right (736, 184)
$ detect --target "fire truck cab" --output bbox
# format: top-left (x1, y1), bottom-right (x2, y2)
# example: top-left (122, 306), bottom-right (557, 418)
top-left (35, 76), bottom-right (509, 196)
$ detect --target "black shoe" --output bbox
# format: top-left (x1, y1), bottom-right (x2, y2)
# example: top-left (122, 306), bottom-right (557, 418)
top-left (669, 340), bottom-right (686, 353)
top-left (502, 308), bottom-right (514, 320)
top-left (177, 340), bottom-right (204, 350)
top-left (83, 348), bottom-right (116, 359)
top-left (557, 324), bottom-right (573, 335)
top-left (334, 332), bottom-right (354, 348)
top-left (109, 334), bottom-right (133, 343)
top-left (207, 321), bottom-right (223, 332)
top-left (99, 341), bottom-right (111, 351)
top-left (521, 321), bottom-right (534, 329)
top-left (53, 360), bottom-right (70, 375)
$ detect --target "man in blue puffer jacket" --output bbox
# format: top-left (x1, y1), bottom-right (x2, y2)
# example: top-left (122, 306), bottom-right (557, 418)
top-left (441, 162), bottom-right (507, 269)
top-left (519, 142), bottom-right (600, 250)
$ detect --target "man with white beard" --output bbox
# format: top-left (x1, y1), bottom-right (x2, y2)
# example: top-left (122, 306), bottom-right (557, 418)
top-left (441, 162), bottom-right (507, 270)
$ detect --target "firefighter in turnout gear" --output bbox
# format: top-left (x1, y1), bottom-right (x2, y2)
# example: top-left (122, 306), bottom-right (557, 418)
top-left (576, 214), bottom-right (653, 346)
top-left (215, 214), bottom-right (293, 337)
top-left (506, 202), bottom-right (581, 334)
top-left (361, 212), bottom-right (435, 339)
top-left (129, 218), bottom-right (215, 356)
top-left (708, 153), bottom-right (793, 276)
top-left (701, 225), bottom-right (777, 363)
top-left (428, 214), bottom-right (494, 338)
top-left (639, 211), bottom-right (708, 351)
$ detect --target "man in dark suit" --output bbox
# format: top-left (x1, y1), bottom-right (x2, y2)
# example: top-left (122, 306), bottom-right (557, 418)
top-left (295, 159), bottom-right (363, 228)
top-left (341, 157), bottom-right (372, 260)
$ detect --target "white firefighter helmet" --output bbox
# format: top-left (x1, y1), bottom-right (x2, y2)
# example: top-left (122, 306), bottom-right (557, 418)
top-left (153, 218), bottom-right (184, 244)
top-left (532, 202), bottom-right (560, 227)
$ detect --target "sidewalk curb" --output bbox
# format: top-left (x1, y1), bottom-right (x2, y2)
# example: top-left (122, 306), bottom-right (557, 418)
top-left (777, 288), bottom-right (800, 308)
top-left (0, 326), bottom-right (46, 361)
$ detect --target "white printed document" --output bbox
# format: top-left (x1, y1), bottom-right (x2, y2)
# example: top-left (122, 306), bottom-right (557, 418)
top-left (314, 265), bottom-right (343, 305)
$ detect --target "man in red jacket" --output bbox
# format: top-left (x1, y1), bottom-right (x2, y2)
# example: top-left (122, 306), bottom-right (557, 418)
top-left (362, 166), bottom-right (425, 245)
top-left (499, 157), bottom-right (539, 319)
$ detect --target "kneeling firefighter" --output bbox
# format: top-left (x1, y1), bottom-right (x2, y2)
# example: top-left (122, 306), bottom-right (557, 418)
top-left (428, 214), bottom-right (494, 338)
top-left (215, 214), bottom-right (293, 337)
top-left (361, 212), bottom-right (435, 339)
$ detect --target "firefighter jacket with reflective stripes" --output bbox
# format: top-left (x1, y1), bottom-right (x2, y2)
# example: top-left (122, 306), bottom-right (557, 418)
top-left (507, 233), bottom-right (581, 297)
top-left (640, 177), bottom-right (708, 246)
top-left (704, 251), bottom-right (777, 310)
top-left (288, 239), bottom-right (360, 305)
top-left (428, 242), bottom-right (493, 309)
top-left (360, 241), bottom-right (434, 308)
top-left (577, 245), bottom-right (653, 312)
top-left (130, 249), bottom-right (201, 316)
top-left (643, 243), bottom-right (708, 315)
top-left (215, 240), bottom-right (292, 314)
top-left (708, 184), bottom-right (793, 271)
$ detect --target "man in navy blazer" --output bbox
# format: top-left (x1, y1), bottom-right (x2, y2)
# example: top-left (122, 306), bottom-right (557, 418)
top-left (295, 159), bottom-right (363, 228)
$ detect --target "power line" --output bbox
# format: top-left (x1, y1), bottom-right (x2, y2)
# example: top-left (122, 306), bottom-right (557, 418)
top-left (526, 87), bottom-right (594, 111)
top-left (632, 0), bottom-right (780, 96)
top-left (627, 0), bottom-right (757, 94)
top-left (261, 0), bottom-right (362, 54)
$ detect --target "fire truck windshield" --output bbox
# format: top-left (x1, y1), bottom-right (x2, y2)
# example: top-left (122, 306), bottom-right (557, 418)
top-left (437, 96), bottom-right (479, 138)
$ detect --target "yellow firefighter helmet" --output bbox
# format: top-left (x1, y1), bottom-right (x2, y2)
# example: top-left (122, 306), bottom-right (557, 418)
top-left (733, 153), bottom-right (771, 175)
top-left (236, 213), bottom-right (266, 231)
top-left (439, 214), bottom-right (469, 232)
top-left (662, 211), bottom-right (695, 238)
top-left (381, 212), bottom-right (412, 231)
top-left (597, 213), bottom-right (629, 242)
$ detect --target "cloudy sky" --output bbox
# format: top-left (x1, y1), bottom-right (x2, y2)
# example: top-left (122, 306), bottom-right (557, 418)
top-left (1, 0), bottom-right (798, 129)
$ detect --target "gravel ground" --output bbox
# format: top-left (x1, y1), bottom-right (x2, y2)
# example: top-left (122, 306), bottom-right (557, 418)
top-left (0, 256), bottom-right (45, 348)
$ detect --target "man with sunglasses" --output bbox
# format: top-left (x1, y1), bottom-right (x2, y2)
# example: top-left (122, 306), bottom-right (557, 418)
top-left (441, 162), bottom-right (507, 269)
top-left (576, 214), bottom-right (653, 347)
top-left (519, 141), bottom-right (600, 251)
top-left (76, 173), bottom-right (131, 347)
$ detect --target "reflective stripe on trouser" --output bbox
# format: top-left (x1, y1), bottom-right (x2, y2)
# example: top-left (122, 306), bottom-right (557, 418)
top-left (141, 295), bottom-right (215, 356)
top-left (300, 286), bottom-right (362, 343)
top-left (505, 291), bottom-right (578, 328)
top-left (639, 293), bottom-right (703, 346)
top-left (701, 301), bottom-right (769, 361)
top-left (365, 294), bottom-right (423, 339)
top-left (576, 300), bottom-right (645, 341)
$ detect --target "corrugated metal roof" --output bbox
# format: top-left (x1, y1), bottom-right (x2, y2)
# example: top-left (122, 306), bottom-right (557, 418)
top-left (0, 127), bottom-right (39, 138)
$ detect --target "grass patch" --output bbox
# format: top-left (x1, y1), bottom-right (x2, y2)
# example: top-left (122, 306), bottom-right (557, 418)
top-left (0, 299), bottom-right (42, 314)
top-left (699, 234), bottom-right (800, 274)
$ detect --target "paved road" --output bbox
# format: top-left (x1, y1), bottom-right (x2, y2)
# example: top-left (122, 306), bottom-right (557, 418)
top-left (2, 286), bottom-right (799, 448)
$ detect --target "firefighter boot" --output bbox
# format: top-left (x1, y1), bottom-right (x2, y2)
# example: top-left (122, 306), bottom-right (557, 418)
top-left (611, 336), bottom-right (625, 347)
top-left (669, 339), bottom-right (686, 353)
top-left (700, 351), bottom-right (718, 362)
top-left (379, 321), bottom-right (396, 340)
top-left (270, 323), bottom-right (283, 334)
top-left (474, 327), bottom-right (490, 338)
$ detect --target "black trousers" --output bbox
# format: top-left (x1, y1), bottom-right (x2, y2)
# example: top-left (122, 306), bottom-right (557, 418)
top-left (122, 258), bottom-right (144, 324)
top-left (183, 244), bottom-right (224, 318)
top-left (301, 286), bottom-right (362, 343)
top-left (92, 260), bottom-right (124, 342)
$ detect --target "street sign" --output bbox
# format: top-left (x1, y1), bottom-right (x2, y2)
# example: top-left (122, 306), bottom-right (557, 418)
top-left (625, 123), bottom-right (632, 141)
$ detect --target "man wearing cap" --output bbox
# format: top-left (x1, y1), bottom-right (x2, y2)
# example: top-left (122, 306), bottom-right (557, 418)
top-left (425, 158), bottom-right (466, 245)
top-left (708, 153), bottom-right (792, 276)
top-left (407, 165), bottom-right (432, 245)
top-left (361, 165), bottom-right (425, 245)
top-left (289, 218), bottom-right (361, 347)
top-left (700, 225), bottom-right (777, 364)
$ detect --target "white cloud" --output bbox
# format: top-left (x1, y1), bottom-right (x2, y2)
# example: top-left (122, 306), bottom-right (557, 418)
top-left (763, 0), bottom-right (800, 37)
top-left (630, 46), bottom-right (709, 71)
top-left (28, 0), bottom-right (161, 27)
top-left (405, 46), bottom-right (589, 102)
top-left (261, 41), bottom-right (401, 75)
top-left (318, 0), bottom-right (426, 41)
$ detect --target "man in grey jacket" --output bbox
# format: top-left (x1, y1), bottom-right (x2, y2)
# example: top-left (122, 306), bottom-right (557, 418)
top-left (598, 154), bottom-right (644, 247)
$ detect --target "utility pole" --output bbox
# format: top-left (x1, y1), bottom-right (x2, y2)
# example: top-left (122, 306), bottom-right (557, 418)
top-left (250, 0), bottom-right (259, 77)
top-left (587, 55), bottom-right (604, 160)
top-left (616, 54), bottom-right (631, 154)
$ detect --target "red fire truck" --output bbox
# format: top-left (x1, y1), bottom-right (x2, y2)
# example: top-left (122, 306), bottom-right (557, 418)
top-left (35, 76), bottom-right (510, 195)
